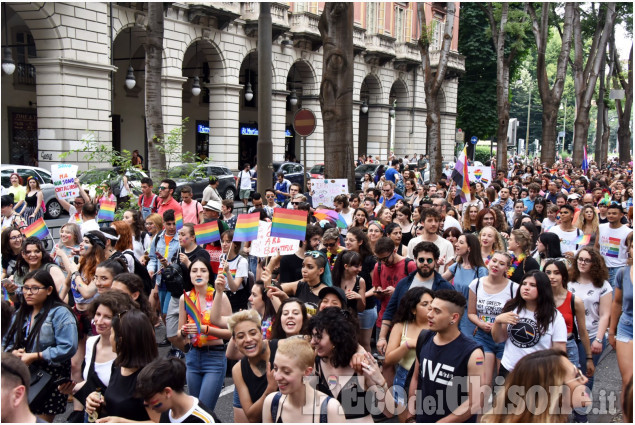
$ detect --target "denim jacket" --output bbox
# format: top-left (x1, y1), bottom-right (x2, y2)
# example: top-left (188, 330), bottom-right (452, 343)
top-left (148, 231), bottom-right (181, 287)
top-left (4, 305), bottom-right (78, 365)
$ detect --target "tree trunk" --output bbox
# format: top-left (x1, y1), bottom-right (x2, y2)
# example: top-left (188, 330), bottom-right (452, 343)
top-left (614, 42), bottom-right (632, 164)
top-left (527, 3), bottom-right (574, 166)
top-left (145, 3), bottom-right (166, 179)
top-left (600, 103), bottom-right (609, 166)
top-left (571, 3), bottom-right (616, 167)
top-left (595, 53), bottom-right (606, 164)
top-left (419, 2), bottom-right (456, 182)
top-left (319, 3), bottom-right (355, 191)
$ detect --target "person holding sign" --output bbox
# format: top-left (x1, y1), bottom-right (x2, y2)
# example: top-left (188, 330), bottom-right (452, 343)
top-left (55, 178), bottom-right (90, 225)
top-left (178, 258), bottom-right (232, 411)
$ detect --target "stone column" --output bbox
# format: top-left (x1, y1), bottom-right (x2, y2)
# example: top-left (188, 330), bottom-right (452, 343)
top-left (162, 75), bottom-right (187, 165)
top-left (30, 58), bottom-right (116, 170)
top-left (207, 83), bottom-right (241, 167)
top-left (298, 95), bottom-right (323, 165)
top-left (366, 104), bottom-right (390, 162)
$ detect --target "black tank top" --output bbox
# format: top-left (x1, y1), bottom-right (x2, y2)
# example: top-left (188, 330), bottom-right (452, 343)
top-left (240, 340), bottom-right (278, 404)
top-left (314, 357), bottom-right (372, 419)
top-left (294, 281), bottom-right (322, 316)
top-left (415, 332), bottom-right (482, 423)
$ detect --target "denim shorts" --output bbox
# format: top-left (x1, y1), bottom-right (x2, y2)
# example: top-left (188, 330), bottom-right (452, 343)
top-left (566, 338), bottom-right (580, 367)
top-left (392, 364), bottom-right (409, 405)
top-left (474, 329), bottom-right (505, 359)
top-left (158, 288), bottom-right (171, 315)
top-left (358, 308), bottom-right (378, 330)
top-left (617, 318), bottom-right (633, 343)
top-left (233, 387), bottom-right (242, 408)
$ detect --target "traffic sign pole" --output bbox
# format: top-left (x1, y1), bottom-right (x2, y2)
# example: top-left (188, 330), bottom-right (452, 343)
top-left (293, 109), bottom-right (317, 192)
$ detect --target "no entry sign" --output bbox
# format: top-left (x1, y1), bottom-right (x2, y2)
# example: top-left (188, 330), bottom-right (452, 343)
top-left (293, 108), bottom-right (316, 137)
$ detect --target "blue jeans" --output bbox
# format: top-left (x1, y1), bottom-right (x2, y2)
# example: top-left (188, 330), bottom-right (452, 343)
top-left (608, 267), bottom-right (620, 290)
top-left (573, 335), bottom-right (606, 421)
top-left (185, 347), bottom-right (227, 411)
top-left (566, 338), bottom-right (580, 367)
top-left (248, 255), bottom-right (258, 277)
top-left (393, 364), bottom-right (409, 405)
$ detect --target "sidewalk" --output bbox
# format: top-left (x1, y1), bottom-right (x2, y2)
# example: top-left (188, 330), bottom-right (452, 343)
top-left (588, 345), bottom-right (624, 423)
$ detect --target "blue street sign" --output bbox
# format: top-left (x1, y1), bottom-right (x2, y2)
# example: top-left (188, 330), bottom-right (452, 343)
top-left (470, 136), bottom-right (478, 145)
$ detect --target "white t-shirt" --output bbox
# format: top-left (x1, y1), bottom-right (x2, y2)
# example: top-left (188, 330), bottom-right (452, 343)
top-left (407, 235), bottom-right (454, 274)
top-left (567, 280), bottom-right (612, 339)
top-left (81, 219), bottom-right (100, 236)
top-left (67, 204), bottom-right (84, 225)
top-left (501, 307), bottom-right (567, 371)
top-left (83, 335), bottom-right (114, 386)
top-left (468, 278), bottom-right (519, 325)
top-left (548, 225), bottom-right (581, 255)
top-left (239, 170), bottom-right (253, 190)
top-left (598, 223), bottom-right (631, 268)
top-left (224, 254), bottom-right (249, 291)
top-left (541, 218), bottom-right (558, 232)
top-left (339, 209), bottom-right (353, 236)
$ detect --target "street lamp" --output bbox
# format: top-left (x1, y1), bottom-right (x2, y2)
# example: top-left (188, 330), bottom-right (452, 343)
top-left (244, 54), bottom-right (253, 101)
top-left (191, 76), bottom-right (201, 96)
top-left (2, 47), bottom-right (15, 75)
top-left (389, 100), bottom-right (396, 118)
top-left (361, 99), bottom-right (368, 114)
top-left (125, 28), bottom-right (136, 89)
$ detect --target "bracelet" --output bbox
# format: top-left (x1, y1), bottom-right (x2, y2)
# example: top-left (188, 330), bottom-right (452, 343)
top-left (594, 338), bottom-right (603, 344)
top-left (587, 357), bottom-right (593, 360)
top-left (378, 338), bottom-right (386, 342)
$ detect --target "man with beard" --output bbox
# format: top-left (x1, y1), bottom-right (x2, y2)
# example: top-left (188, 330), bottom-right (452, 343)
top-left (379, 241), bottom-right (454, 354)
top-left (406, 208), bottom-right (454, 274)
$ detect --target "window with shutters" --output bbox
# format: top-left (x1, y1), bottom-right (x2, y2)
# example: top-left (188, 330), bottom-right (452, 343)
top-left (395, 6), bottom-right (405, 43)
top-left (366, 3), bottom-right (377, 34)
top-left (295, 2), bottom-right (307, 13)
top-left (431, 16), bottom-right (444, 50)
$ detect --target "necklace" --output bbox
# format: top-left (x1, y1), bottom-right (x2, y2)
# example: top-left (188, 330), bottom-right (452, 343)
top-left (309, 281), bottom-right (322, 289)
top-left (508, 253), bottom-right (526, 277)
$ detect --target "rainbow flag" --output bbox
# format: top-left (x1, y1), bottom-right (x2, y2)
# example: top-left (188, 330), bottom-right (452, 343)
top-left (270, 209), bottom-right (308, 241)
top-left (575, 234), bottom-right (591, 245)
top-left (562, 175), bottom-right (571, 187)
top-left (451, 146), bottom-right (470, 204)
top-left (2, 286), bottom-right (10, 302)
top-left (22, 217), bottom-right (49, 240)
top-left (233, 213), bottom-right (260, 242)
top-left (314, 209), bottom-right (347, 229)
top-left (581, 145), bottom-right (589, 175)
top-left (175, 212), bottom-right (184, 231)
top-left (194, 221), bottom-right (220, 245)
top-left (183, 291), bottom-right (203, 334)
top-left (97, 199), bottom-right (116, 222)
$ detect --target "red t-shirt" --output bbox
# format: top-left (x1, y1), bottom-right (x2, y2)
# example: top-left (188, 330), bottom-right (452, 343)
top-left (157, 197), bottom-right (183, 217)
top-left (371, 257), bottom-right (417, 326)
top-left (556, 290), bottom-right (574, 334)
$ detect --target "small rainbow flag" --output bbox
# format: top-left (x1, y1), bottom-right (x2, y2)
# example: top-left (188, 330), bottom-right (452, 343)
top-left (183, 291), bottom-right (203, 333)
top-left (270, 209), bottom-right (308, 241)
top-left (562, 175), bottom-right (571, 187)
top-left (314, 209), bottom-right (347, 229)
top-left (97, 199), bottom-right (116, 222)
top-left (194, 221), bottom-right (221, 245)
top-left (575, 234), bottom-right (591, 245)
top-left (233, 212), bottom-right (260, 242)
top-left (22, 217), bottom-right (49, 240)
top-left (2, 286), bottom-right (11, 302)
top-left (175, 211), bottom-right (184, 231)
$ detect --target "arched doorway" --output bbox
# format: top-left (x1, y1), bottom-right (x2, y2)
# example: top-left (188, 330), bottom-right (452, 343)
top-left (238, 51), bottom-right (258, 169)
top-left (389, 79), bottom-right (409, 157)
top-left (286, 60), bottom-right (316, 161)
top-left (112, 26), bottom-right (145, 163)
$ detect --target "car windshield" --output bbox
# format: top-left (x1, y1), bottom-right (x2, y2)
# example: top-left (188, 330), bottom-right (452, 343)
top-left (168, 164), bottom-right (197, 179)
top-left (355, 164), bottom-right (377, 173)
top-left (310, 165), bottom-right (324, 173)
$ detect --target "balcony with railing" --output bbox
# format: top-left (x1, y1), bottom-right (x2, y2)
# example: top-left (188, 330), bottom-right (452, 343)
top-left (289, 11), bottom-right (321, 50)
top-left (353, 25), bottom-right (366, 55)
top-left (242, 2), bottom-right (290, 39)
top-left (14, 63), bottom-right (36, 88)
top-left (364, 33), bottom-right (396, 66)
top-left (187, 3), bottom-right (241, 30)
top-left (394, 42), bottom-right (421, 70)
top-left (428, 50), bottom-right (466, 78)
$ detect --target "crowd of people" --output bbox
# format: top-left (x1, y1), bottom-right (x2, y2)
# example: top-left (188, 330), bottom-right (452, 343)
top-left (1, 154), bottom-right (633, 423)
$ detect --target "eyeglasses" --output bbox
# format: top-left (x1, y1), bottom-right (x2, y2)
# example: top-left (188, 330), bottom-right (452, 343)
top-left (577, 257), bottom-right (593, 264)
top-left (564, 366), bottom-right (585, 385)
top-left (376, 252), bottom-right (393, 263)
top-left (382, 188), bottom-right (391, 192)
top-left (159, 186), bottom-right (170, 191)
top-left (266, 195), bottom-right (275, 198)
top-left (323, 242), bottom-right (337, 248)
top-left (417, 257), bottom-right (434, 264)
top-left (9, 236), bottom-right (23, 241)
top-left (291, 202), bottom-right (300, 205)
top-left (22, 285), bottom-right (46, 294)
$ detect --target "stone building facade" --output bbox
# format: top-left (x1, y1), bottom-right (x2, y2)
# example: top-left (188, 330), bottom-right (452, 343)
top-left (1, 2), bottom-right (464, 172)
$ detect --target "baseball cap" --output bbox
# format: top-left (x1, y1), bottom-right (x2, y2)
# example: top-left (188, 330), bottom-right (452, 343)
top-left (318, 287), bottom-right (347, 308)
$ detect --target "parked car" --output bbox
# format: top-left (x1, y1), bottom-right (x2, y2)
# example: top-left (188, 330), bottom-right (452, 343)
top-left (309, 163), bottom-right (325, 179)
top-left (354, 163), bottom-right (382, 190)
top-left (170, 163), bottom-right (237, 201)
top-left (272, 162), bottom-right (310, 187)
top-left (1, 164), bottom-right (63, 219)
top-left (78, 167), bottom-right (148, 199)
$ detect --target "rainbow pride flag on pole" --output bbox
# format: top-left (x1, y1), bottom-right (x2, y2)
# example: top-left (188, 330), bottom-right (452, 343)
top-left (22, 217), bottom-right (49, 240)
top-left (97, 199), bottom-right (116, 222)
top-left (194, 221), bottom-right (221, 245)
top-left (233, 213), bottom-right (260, 242)
top-left (270, 209), bottom-right (308, 241)
top-left (575, 234), bottom-right (592, 246)
top-left (175, 211), bottom-right (184, 231)
top-left (451, 146), bottom-right (471, 204)
top-left (581, 145), bottom-right (589, 175)
top-left (314, 209), bottom-right (347, 229)
top-left (562, 175), bottom-right (571, 187)
top-left (183, 291), bottom-right (203, 334)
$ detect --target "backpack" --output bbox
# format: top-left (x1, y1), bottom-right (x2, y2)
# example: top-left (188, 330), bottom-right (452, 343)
top-left (153, 237), bottom-right (184, 298)
top-left (140, 194), bottom-right (159, 213)
top-left (120, 250), bottom-right (153, 296)
top-left (110, 179), bottom-right (121, 197)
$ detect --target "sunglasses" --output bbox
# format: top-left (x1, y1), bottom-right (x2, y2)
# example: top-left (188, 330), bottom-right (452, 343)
top-left (323, 242), bottom-right (337, 248)
top-left (291, 202), bottom-right (300, 205)
top-left (159, 186), bottom-right (170, 190)
top-left (417, 257), bottom-right (434, 264)
top-left (305, 251), bottom-right (322, 259)
top-left (376, 252), bottom-right (393, 263)
top-left (564, 366), bottom-right (586, 385)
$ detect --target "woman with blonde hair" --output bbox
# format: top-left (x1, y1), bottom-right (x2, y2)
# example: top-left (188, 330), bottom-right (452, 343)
top-left (479, 226), bottom-right (505, 266)
top-left (575, 204), bottom-right (599, 247)
top-left (507, 228), bottom-right (540, 284)
top-left (481, 349), bottom-right (591, 423)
